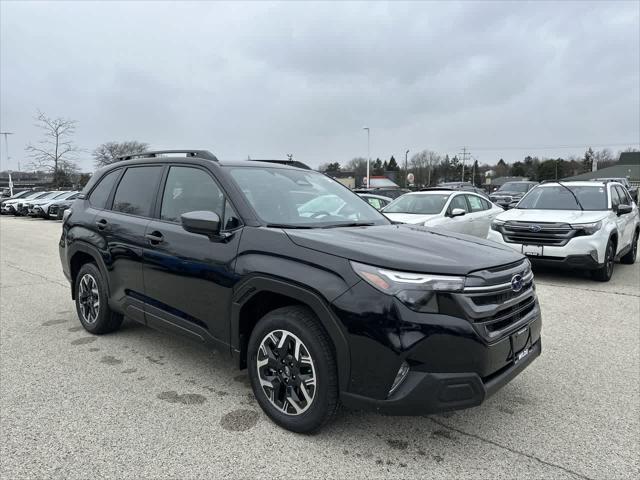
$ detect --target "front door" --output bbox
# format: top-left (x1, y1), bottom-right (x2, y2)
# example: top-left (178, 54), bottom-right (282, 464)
top-left (443, 194), bottom-right (473, 235)
top-left (142, 165), bottom-right (243, 346)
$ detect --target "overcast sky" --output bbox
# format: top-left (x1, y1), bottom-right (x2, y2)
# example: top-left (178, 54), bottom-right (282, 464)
top-left (1, 0), bottom-right (639, 172)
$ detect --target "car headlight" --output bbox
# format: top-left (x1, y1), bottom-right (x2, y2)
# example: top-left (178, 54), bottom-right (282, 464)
top-left (491, 219), bottom-right (506, 231)
top-left (571, 221), bottom-right (602, 235)
top-left (350, 261), bottom-right (465, 313)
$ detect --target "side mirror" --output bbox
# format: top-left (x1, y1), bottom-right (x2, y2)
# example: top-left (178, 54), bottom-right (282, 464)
top-left (450, 208), bottom-right (466, 217)
top-left (76, 193), bottom-right (86, 200)
top-left (181, 210), bottom-right (221, 237)
top-left (616, 204), bottom-right (632, 216)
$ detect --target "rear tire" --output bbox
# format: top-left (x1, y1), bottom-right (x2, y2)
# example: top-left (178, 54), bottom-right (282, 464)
top-left (621, 230), bottom-right (638, 265)
top-left (592, 239), bottom-right (615, 282)
top-left (74, 263), bottom-right (123, 334)
top-left (247, 306), bottom-right (338, 433)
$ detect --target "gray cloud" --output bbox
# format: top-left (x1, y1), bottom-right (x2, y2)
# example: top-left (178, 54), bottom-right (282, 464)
top-left (1, 0), bottom-right (638, 172)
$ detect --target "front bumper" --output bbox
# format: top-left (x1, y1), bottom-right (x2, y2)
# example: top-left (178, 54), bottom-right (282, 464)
top-left (487, 229), bottom-right (607, 266)
top-left (342, 339), bottom-right (541, 414)
top-left (332, 262), bottom-right (542, 415)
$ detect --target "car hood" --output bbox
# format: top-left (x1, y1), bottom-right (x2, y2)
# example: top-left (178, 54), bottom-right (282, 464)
top-left (285, 224), bottom-right (523, 275)
top-left (383, 213), bottom-right (439, 224)
top-left (497, 209), bottom-right (608, 224)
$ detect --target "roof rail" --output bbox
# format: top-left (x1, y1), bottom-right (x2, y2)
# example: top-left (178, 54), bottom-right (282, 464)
top-left (118, 150), bottom-right (218, 161)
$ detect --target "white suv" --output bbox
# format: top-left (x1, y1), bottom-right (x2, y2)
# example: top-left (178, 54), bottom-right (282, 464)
top-left (488, 181), bottom-right (639, 281)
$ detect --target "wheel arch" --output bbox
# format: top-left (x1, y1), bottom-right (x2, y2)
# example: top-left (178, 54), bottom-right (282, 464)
top-left (231, 275), bottom-right (350, 391)
top-left (68, 242), bottom-right (110, 300)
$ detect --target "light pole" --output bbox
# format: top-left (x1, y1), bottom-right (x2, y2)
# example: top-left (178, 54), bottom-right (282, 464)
top-left (404, 150), bottom-right (409, 187)
top-left (363, 127), bottom-right (370, 188)
top-left (1, 132), bottom-right (13, 169)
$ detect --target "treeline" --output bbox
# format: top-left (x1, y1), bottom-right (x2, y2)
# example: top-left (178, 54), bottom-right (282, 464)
top-left (321, 147), bottom-right (636, 187)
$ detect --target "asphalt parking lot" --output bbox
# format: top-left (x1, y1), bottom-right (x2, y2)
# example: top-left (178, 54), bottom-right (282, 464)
top-left (1, 215), bottom-right (638, 479)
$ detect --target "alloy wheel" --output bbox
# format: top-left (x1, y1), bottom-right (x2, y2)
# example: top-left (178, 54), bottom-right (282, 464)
top-left (256, 329), bottom-right (316, 415)
top-left (78, 273), bottom-right (100, 324)
top-left (606, 243), bottom-right (614, 277)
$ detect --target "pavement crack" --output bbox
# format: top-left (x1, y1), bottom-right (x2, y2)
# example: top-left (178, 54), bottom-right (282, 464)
top-left (536, 281), bottom-right (640, 298)
top-left (3, 262), bottom-right (68, 288)
top-left (427, 417), bottom-right (595, 480)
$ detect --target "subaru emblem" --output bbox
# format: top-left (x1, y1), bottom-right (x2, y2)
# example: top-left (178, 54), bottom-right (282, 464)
top-left (528, 225), bottom-right (542, 233)
top-left (511, 274), bottom-right (524, 293)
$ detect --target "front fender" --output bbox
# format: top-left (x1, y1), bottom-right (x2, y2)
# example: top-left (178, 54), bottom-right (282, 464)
top-left (230, 275), bottom-right (352, 392)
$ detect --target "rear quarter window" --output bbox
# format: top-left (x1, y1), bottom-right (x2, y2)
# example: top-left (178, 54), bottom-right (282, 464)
top-left (88, 169), bottom-right (121, 209)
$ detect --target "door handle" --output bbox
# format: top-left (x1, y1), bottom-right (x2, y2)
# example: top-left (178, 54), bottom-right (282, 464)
top-left (95, 219), bottom-right (108, 230)
top-left (145, 231), bottom-right (164, 244)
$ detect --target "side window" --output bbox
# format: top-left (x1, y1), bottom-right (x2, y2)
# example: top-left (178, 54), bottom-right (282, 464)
top-left (466, 194), bottom-right (484, 212)
top-left (448, 194), bottom-right (469, 213)
top-left (112, 166), bottom-right (163, 217)
top-left (616, 186), bottom-right (631, 205)
top-left (610, 186), bottom-right (622, 209)
top-left (223, 200), bottom-right (241, 230)
top-left (88, 169), bottom-right (120, 209)
top-left (160, 166), bottom-right (225, 223)
top-left (367, 198), bottom-right (382, 210)
top-left (481, 198), bottom-right (492, 210)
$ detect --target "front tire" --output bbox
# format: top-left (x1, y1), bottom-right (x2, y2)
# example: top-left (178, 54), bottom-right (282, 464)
top-left (247, 306), bottom-right (338, 433)
top-left (592, 239), bottom-right (615, 282)
top-left (621, 230), bottom-right (638, 264)
top-left (74, 263), bottom-right (123, 334)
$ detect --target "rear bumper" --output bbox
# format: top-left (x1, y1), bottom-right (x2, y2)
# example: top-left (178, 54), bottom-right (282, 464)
top-left (342, 338), bottom-right (541, 415)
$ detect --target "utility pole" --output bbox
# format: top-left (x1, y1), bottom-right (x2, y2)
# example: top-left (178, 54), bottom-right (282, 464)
top-left (459, 146), bottom-right (470, 182)
top-left (404, 150), bottom-right (409, 187)
top-left (363, 127), bottom-right (370, 188)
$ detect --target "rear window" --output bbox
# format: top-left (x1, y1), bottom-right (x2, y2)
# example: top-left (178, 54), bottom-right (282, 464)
top-left (112, 166), bottom-right (163, 217)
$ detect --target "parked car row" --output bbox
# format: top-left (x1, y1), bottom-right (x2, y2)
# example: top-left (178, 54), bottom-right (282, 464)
top-left (0, 189), bottom-right (80, 219)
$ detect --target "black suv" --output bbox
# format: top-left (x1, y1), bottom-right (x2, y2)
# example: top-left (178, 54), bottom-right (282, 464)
top-left (60, 150), bottom-right (542, 433)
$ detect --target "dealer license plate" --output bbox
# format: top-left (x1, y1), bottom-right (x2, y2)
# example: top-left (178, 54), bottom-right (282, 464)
top-left (522, 245), bottom-right (543, 256)
top-left (515, 348), bottom-right (530, 364)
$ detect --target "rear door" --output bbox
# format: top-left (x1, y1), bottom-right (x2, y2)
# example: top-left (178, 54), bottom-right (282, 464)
top-left (93, 165), bottom-right (164, 320)
top-left (142, 165), bottom-right (243, 346)
top-left (465, 194), bottom-right (496, 237)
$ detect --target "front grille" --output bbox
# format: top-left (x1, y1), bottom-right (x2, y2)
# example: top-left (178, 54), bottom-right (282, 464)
top-left (475, 296), bottom-right (536, 333)
top-left (501, 221), bottom-right (576, 246)
top-left (455, 259), bottom-right (538, 341)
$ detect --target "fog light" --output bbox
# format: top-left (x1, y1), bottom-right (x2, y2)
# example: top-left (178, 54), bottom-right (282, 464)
top-left (589, 249), bottom-right (598, 262)
top-left (387, 361), bottom-right (410, 397)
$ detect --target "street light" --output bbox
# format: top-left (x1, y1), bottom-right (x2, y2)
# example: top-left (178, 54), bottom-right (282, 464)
top-left (405, 150), bottom-right (409, 187)
top-left (0, 131), bottom-right (13, 168)
top-left (363, 127), bottom-right (370, 188)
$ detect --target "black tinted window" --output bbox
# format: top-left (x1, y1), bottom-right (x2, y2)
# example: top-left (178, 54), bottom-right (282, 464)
top-left (160, 167), bottom-right (225, 223)
top-left (89, 169), bottom-right (120, 209)
top-left (112, 166), bottom-right (163, 217)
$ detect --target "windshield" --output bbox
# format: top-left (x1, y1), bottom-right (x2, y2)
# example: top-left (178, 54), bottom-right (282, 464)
top-left (517, 185), bottom-right (607, 211)
top-left (499, 182), bottom-right (531, 193)
top-left (229, 167), bottom-right (388, 227)
top-left (383, 193), bottom-right (450, 214)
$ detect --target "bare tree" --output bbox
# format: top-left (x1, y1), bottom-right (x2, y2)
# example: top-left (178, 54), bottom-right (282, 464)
top-left (25, 111), bottom-right (80, 186)
top-left (93, 141), bottom-right (149, 167)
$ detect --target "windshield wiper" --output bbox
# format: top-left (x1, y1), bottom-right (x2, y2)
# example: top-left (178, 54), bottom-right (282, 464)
top-left (556, 182), bottom-right (584, 211)
top-left (321, 221), bottom-right (376, 228)
top-left (265, 223), bottom-right (315, 229)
